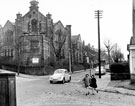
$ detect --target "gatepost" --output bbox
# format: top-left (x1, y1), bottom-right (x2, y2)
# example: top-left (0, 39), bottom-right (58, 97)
top-left (0, 73), bottom-right (16, 106)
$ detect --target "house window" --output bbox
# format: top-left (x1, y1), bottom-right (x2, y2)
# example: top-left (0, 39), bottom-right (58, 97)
top-left (6, 49), bottom-right (8, 56)
top-left (11, 49), bottom-right (13, 57)
top-left (7, 49), bottom-right (9, 56)
top-left (8, 49), bottom-right (11, 57)
top-left (33, 11), bottom-right (35, 14)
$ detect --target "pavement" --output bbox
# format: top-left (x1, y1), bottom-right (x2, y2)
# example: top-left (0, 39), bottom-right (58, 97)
top-left (1, 69), bottom-right (135, 96)
top-left (95, 72), bottom-right (135, 96)
top-left (96, 73), bottom-right (135, 96)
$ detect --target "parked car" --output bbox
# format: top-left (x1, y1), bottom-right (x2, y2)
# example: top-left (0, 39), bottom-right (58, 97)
top-left (49, 69), bottom-right (71, 84)
top-left (95, 66), bottom-right (106, 75)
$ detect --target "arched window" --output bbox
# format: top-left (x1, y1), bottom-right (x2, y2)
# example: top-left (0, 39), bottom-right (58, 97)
top-left (31, 19), bottom-right (38, 32)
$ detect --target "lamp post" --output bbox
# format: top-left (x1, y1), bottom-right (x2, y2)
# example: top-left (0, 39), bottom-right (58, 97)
top-left (66, 25), bottom-right (72, 73)
top-left (95, 10), bottom-right (103, 78)
top-left (68, 49), bottom-right (72, 73)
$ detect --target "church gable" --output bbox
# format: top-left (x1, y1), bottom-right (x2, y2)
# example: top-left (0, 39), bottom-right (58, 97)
top-left (18, 0), bottom-right (46, 34)
top-left (2, 20), bottom-right (15, 47)
top-left (23, 10), bottom-right (46, 21)
top-left (54, 21), bottom-right (65, 32)
top-left (3, 20), bottom-right (15, 33)
top-left (53, 21), bottom-right (69, 52)
top-left (54, 21), bottom-right (68, 41)
top-left (23, 0), bottom-right (46, 22)
top-left (23, 10), bottom-right (46, 33)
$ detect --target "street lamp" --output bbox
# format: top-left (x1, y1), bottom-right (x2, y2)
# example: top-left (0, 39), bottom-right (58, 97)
top-left (69, 49), bottom-right (72, 73)
top-left (66, 25), bottom-right (72, 73)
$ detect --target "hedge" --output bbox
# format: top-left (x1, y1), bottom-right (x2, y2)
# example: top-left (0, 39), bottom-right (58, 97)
top-left (110, 62), bottom-right (130, 80)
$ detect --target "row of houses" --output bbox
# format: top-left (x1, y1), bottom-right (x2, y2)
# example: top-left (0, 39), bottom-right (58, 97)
top-left (0, 0), bottom-right (101, 73)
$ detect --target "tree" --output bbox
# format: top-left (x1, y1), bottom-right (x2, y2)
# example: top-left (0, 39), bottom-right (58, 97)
top-left (104, 40), bottom-right (114, 67)
top-left (14, 37), bottom-right (21, 75)
top-left (14, 35), bottom-right (29, 75)
top-left (48, 26), bottom-right (68, 65)
top-left (111, 43), bottom-right (124, 62)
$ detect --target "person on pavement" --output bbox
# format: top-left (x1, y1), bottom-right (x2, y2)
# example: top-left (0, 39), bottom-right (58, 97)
top-left (82, 74), bottom-right (91, 95)
top-left (90, 75), bottom-right (98, 95)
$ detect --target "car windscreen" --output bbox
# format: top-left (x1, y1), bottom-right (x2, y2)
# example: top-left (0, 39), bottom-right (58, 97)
top-left (54, 69), bottom-right (65, 74)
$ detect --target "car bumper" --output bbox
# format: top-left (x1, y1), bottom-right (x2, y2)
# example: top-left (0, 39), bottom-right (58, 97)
top-left (95, 72), bottom-right (105, 75)
top-left (49, 79), bottom-right (63, 82)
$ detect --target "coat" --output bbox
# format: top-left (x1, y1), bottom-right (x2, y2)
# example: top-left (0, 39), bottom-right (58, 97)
top-left (83, 77), bottom-right (91, 88)
top-left (90, 77), bottom-right (97, 88)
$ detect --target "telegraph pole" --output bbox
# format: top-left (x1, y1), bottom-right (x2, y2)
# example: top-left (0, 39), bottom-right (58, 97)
top-left (95, 10), bottom-right (103, 78)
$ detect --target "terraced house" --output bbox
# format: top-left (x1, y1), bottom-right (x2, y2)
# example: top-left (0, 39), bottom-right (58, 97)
top-left (0, 0), bottom-right (71, 74)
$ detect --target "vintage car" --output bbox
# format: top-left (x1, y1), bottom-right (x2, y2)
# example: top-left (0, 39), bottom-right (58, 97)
top-left (49, 69), bottom-right (71, 84)
top-left (95, 66), bottom-right (106, 75)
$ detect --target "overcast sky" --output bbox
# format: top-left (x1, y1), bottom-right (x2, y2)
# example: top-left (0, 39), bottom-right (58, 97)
top-left (0, 0), bottom-right (132, 60)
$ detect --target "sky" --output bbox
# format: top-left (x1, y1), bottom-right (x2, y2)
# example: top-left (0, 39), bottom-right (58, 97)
top-left (0, 0), bottom-right (133, 60)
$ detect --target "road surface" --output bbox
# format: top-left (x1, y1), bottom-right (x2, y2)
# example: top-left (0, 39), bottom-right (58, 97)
top-left (16, 71), bottom-right (135, 106)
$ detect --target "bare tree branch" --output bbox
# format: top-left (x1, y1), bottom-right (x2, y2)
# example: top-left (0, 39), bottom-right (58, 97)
top-left (48, 26), bottom-right (67, 61)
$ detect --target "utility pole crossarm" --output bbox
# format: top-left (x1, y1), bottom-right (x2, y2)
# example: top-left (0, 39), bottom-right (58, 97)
top-left (94, 10), bottom-right (103, 18)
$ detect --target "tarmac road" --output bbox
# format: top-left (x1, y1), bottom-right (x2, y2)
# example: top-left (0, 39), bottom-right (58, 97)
top-left (16, 70), bottom-right (135, 106)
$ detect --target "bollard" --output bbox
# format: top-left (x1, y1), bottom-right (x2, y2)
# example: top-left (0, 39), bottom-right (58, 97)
top-left (0, 73), bottom-right (16, 106)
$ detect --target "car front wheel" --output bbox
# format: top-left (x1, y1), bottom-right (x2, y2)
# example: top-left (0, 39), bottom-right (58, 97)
top-left (68, 77), bottom-right (71, 82)
top-left (62, 78), bottom-right (65, 84)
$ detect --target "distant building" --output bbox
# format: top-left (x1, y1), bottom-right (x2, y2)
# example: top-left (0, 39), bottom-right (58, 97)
top-left (83, 43), bottom-right (98, 67)
top-left (71, 34), bottom-right (100, 68)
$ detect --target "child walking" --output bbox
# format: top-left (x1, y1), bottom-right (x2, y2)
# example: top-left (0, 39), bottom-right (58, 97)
top-left (90, 75), bottom-right (98, 95)
top-left (82, 74), bottom-right (91, 95)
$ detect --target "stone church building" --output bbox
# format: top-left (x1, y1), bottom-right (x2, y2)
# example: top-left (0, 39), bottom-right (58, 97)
top-left (0, 0), bottom-right (71, 73)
